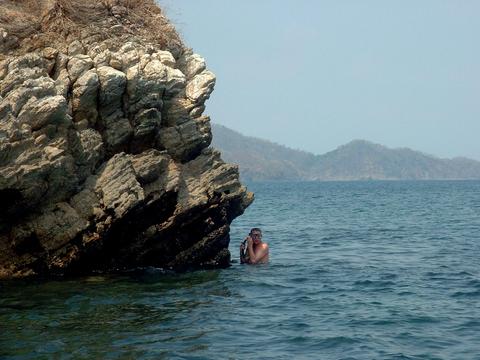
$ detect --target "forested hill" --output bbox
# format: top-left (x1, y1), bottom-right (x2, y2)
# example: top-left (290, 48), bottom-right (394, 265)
top-left (211, 124), bottom-right (316, 180)
top-left (211, 124), bottom-right (480, 181)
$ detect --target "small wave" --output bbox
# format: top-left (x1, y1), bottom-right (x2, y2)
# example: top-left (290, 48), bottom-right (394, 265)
top-left (287, 335), bottom-right (359, 349)
top-left (451, 289), bottom-right (480, 298)
top-left (348, 318), bottom-right (397, 326)
top-left (304, 267), bottom-right (329, 275)
top-left (457, 270), bottom-right (475, 276)
top-left (381, 273), bottom-right (398, 280)
top-left (243, 279), bottom-right (293, 290)
top-left (353, 279), bottom-right (396, 288)
top-left (317, 336), bottom-right (360, 349)
top-left (467, 279), bottom-right (480, 288)
top-left (288, 276), bottom-right (311, 283)
top-left (397, 291), bottom-right (414, 296)
top-left (375, 227), bottom-right (397, 233)
top-left (407, 315), bottom-right (441, 324)
top-left (381, 352), bottom-right (432, 360)
top-left (452, 319), bottom-right (480, 330)
top-left (284, 294), bottom-right (316, 306)
top-left (425, 270), bottom-right (475, 281)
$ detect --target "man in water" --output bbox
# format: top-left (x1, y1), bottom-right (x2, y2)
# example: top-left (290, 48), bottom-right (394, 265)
top-left (240, 228), bottom-right (269, 264)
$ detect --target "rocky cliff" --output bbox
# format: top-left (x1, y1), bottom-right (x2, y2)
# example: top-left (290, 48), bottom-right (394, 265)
top-left (0, 0), bottom-right (253, 278)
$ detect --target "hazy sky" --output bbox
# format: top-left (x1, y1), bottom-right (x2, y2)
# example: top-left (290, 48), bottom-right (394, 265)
top-left (159, 0), bottom-right (480, 160)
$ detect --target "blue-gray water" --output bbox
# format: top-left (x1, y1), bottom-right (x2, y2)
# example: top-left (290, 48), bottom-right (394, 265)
top-left (2, 181), bottom-right (480, 359)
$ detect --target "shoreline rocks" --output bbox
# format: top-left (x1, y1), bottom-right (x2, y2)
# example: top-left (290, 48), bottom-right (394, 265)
top-left (0, 3), bottom-right (253, 279)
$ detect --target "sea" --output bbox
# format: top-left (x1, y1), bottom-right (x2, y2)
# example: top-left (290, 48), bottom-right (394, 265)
top-left (1, 181), bottom-right (480, 360)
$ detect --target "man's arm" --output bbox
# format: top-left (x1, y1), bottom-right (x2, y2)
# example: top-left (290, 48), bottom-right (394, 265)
top-left (247, 241), bottom-right (269, 264)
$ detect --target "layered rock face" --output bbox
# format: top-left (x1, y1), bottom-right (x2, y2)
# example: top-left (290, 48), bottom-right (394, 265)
top-left (0, 1), bottom-right (253, 278)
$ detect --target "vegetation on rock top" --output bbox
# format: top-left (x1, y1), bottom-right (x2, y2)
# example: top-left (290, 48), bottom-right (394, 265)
top-left (0, 0), bottom-right (183, 59)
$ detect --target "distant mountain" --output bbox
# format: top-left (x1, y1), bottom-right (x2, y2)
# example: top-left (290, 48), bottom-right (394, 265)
top-left (211, 124), bottom-right (316, 180)
top-left (211, 124), bottom-right (480, 181)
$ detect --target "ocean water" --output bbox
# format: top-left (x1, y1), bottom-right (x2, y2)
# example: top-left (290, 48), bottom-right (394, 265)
top-left (1, 181), bottom-right (480, 359)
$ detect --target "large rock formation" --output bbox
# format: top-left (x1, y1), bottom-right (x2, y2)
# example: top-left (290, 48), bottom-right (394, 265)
top-left (0, 0), bottom-right (253, 278)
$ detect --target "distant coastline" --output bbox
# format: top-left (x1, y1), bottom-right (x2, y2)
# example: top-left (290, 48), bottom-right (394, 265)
top-left (211, 124), bottom-right (480, 182)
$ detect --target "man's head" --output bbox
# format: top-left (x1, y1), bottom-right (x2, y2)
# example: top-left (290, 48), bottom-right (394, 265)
top-left (249, 227), bottom-right (262, 245)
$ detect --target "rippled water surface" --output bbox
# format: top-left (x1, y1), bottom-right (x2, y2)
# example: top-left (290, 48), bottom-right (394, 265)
top-left (2, 181), bottom-right (480, 359)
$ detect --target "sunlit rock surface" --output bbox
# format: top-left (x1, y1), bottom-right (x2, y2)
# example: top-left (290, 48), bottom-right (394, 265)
top-left (0, 1), bottom-right (253, 278)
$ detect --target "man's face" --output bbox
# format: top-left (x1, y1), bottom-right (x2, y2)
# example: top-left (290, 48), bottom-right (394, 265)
top-left (251, 232), bottom-right (262, 245)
